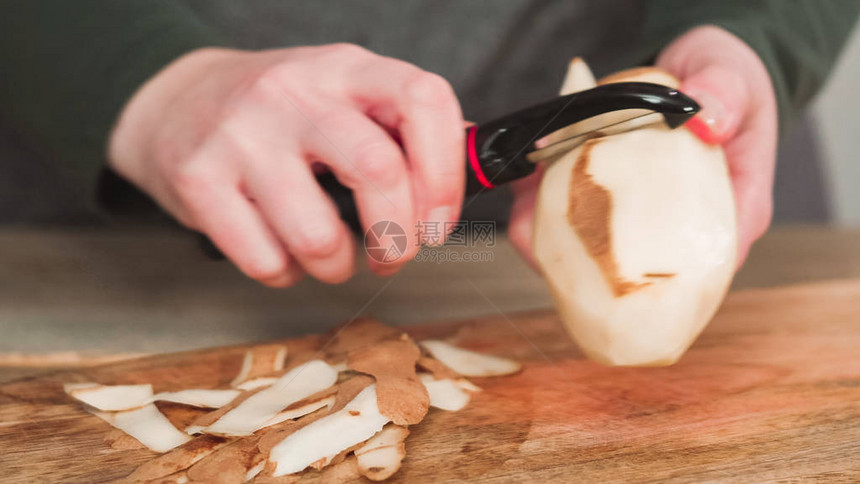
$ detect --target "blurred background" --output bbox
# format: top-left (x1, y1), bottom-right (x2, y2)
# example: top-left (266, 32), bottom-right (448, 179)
top-left (812, 26), bottom-right (860, 226)
top-left (2, 2), bottom-right (858, 226)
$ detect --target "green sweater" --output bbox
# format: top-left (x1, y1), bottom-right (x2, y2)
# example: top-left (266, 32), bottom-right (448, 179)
top-left (0, 1), bottom-right (856, 219)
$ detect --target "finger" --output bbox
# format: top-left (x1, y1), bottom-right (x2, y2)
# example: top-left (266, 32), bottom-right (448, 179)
top-left (508, 166), bottom-right (545, 270)
top-left (665, 62), bottom-right (770, 265)
top-left (677, 66), bottom-right (750, 145)
top-left (245, 158), bottom-right (356, 284)
top-left (656, 26), bottom-right (777, 269)
top-left (683, 63), bottom-right (776, 267)
top-left (724, 128), bottom-right (775, 268)
top-left (301, 109), bottom-right (418, 274)
top-left (729, 170), bottom-right (773, 267)
top-left (174, 164), bottom-right (303, 288)
top-left (348, 61), bottom-right (465, 244)
top-left (656, 27), bottom-right (753, 145)
top-left (214, 81), bottom-right (357, 284)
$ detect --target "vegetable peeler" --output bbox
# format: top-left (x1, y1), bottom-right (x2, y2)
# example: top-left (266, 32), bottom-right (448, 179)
top-left (462, 82), bottom-right (698, 193)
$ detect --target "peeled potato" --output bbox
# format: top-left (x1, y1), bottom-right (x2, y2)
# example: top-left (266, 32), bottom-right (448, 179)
top-left (534, 61), bottom-right (737, 366)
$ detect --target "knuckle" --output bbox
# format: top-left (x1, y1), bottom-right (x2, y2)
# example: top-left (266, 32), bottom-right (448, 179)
top-left (326, 42), bottom-right (370, 58)
top-left (351, 142), bottom-right (402, 187)
top-left (171, 165), bottom-right (214, 208)
top-left (424, 170), bottom-right (461, 204)
top-left (216, 123), bottom-right (264, 170)
top-left (293, 222), bottom-right (342, 258)
top-left (249, 65), bottom-right (293, 100)
top-left (313, 109), bottom-right (357, 132)
top-left (245, 63), bottom-right (311, 111)
top-left (430, 162), bottom-right (462, 186)
top-left (172, 209), bottom-right (198, 230)
top-left (405, 71), bottom-right (455, 105)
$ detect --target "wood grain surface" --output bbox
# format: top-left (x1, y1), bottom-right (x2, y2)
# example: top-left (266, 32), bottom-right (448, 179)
top-left (1, 279), bottom-right (859, 483)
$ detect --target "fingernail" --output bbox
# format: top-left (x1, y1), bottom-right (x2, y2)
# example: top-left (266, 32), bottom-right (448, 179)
top-left (684, 88), bottom-right (730, 142)
top-left (422, 206), bottom-right (453, 246)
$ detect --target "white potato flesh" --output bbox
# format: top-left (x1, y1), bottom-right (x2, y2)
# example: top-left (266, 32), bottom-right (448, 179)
top-left (419, 340), bottom-right (521, 377)
top-left (229, 351), bottom-right (255, 387)
top-left (456, 378), bottom-right (482, 392)
top-left (91, 404), bottom-right (191, 452)
top-left (559, 57), bottom-right (596, 95)
top-left (198, 360), bottom-right (338, 436)
top-left (235, 377), bottom-right (278, 391)
top-left (534, 125), bottom-right (736, 366)
top-left (355, 425), bottom-right (409, 455)
top-left (65, 383), bottom-right (153, 411)
top-left (354, 425), bottom-right (409, 481)
top-left (229, 345), bottom-right (287, 387)
top-left (270, 385), bottom-right (390, 476)
top-left (263, 395), bottom-right (336, 428)
top-left (419, 374), bottom-right (470, 411)
top-left (539, 66), bottom-right (677, 156)
top-left (598, 66), bottom-right (681, 87)
top-left (245, 462), bottom-right (265, 482)
top-left (356, 446), bottom-right (405, 481)
top-left (66, 384), bottom-right (240, 411)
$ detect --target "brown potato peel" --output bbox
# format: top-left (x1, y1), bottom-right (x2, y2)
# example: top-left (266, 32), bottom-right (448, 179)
top-left (325, 318), bottom-right (403, 357)
top-left (68, 321), bottom-right (520, 482)
top-left (568, 138), bottom-right (650, 297)
top-left (120, 435), bottom-right (229, 482)
top-left (230, 344), bottom-right (287, 387)
top-left (347, 337), bottom-right (429, 426)
top-left (417, 356), bottom-right (460, 380)
top-left (185, 386), bottom-right (266, 432)
top-left (186, 436), bottom-right (262, 484)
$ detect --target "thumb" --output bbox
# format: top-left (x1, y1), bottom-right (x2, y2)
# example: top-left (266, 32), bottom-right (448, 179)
top-left (679, 65), bottom-right (750, 145)
top-left (508, 165), bottom-right (545, 270)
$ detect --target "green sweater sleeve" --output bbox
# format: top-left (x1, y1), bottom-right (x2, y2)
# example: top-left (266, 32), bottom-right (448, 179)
top-left (625, 0), bottom-right (859, 135)
top-left (0, 1), bottom-right (225, 216)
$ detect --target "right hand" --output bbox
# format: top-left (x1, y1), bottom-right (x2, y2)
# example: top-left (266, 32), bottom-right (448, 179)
top-left (109, 45), bottom-right (465, 287)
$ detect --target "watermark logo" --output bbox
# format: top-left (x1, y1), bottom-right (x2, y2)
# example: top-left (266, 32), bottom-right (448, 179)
top-left (414, 221), bottom-right (497, 264)
top-left (363, 220), bottom-right (498, 264)
top-left (364, 220), bottom-right (408, 263)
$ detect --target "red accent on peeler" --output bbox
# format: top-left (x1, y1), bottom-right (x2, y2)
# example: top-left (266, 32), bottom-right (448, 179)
top-left (466, 126), bottom-right (495, 189)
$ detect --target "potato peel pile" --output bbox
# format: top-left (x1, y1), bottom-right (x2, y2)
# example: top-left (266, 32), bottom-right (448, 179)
top-left (64, 319), bottom-right (521, 482)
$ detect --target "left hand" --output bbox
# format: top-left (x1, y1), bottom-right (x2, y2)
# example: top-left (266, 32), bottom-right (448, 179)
top-left (509, 25), bottom-right (778, 269)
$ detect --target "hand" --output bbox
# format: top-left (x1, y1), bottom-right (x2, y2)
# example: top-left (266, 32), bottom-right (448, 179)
top-left (657, 26), bottom-right (777, 266)
top-left (109, 44), bottom-right (465, 287)
top-left (509, 26), bottom-right (777, 268)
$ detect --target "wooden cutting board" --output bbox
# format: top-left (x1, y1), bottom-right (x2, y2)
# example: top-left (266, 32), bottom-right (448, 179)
top-left (2, 280), bottom-right (859, 483)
